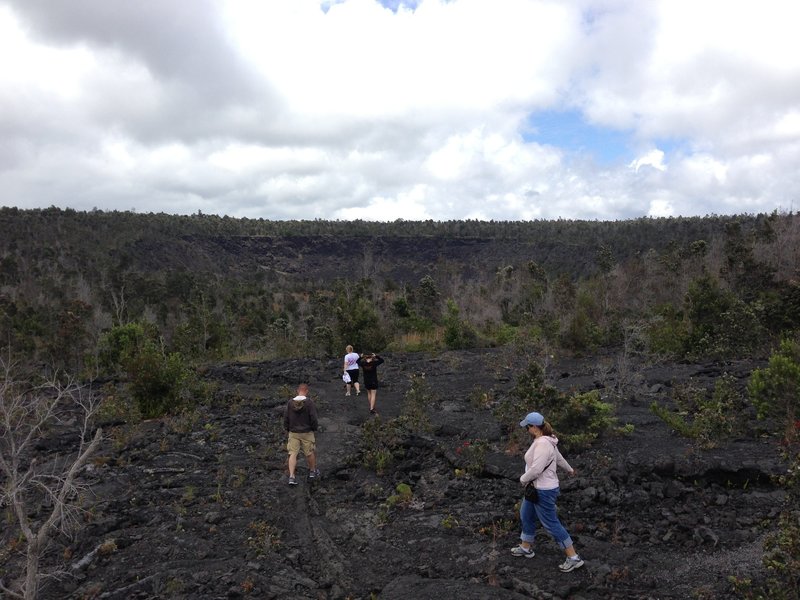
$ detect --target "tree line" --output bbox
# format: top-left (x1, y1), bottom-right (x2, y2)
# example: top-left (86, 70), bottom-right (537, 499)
top-left (0, 207), bottom-right (797, 380)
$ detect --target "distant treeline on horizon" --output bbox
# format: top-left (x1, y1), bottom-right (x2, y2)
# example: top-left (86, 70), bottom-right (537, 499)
top-left (0, 204), bottom-right (785, 242)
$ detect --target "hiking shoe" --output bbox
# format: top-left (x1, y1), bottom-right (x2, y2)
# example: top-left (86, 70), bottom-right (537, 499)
top-left (288, 476), bottom-right (297, 486)
top-left (308, 469), bottom-right (320, 479)
top-left (559, 556), bottom-right (584, 572)
top-left (510, 545), bottom-right (535, 558)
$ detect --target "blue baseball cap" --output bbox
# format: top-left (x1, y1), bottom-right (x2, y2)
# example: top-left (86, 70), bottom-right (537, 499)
top-left (519, 412), bottom-right (545, 428)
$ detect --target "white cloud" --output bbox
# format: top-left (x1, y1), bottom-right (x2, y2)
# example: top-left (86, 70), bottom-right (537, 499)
top-left (0, 0), bottom-right (798, 221)
top-left (338, 184), bottom-right (433, 220)
top-left (648, 199), bottom-right (674, 218)
top-left (629, 149), bottom-right (666, 173)
top-left (223, 0), bottom-right (575, 116)
top-left (680, 154), bottom-right (727, 186)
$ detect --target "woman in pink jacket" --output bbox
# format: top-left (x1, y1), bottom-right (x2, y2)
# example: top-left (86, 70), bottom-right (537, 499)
top-left (510, 411), bottom-right (584, 572)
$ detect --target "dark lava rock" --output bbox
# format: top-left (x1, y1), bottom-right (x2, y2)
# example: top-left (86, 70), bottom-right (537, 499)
top-left (6, 350), bottom-right (787, 600)
top-left (381, 575), bottom-right (532, 599)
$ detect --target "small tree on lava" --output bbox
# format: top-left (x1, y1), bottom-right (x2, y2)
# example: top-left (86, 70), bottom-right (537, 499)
top-left (0, 358), bottom-right (103, 600)
top-left (749, 337), bottom-right (800, 444)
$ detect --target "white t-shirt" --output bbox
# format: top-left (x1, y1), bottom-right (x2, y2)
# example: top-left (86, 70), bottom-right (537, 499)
top-left (344, 352), bottom-right (360, 370)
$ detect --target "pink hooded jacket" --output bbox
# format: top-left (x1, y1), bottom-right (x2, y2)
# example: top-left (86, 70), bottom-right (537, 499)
top-left (519, 435), bottom-right (573, 490)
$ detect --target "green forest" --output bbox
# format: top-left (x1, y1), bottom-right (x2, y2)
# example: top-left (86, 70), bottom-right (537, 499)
top-left (1, 207), bottom-right (798, 390)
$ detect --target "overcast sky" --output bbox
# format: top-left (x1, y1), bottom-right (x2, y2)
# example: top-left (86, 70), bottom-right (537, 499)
top-left (1, 0), bottom-right (799, 221)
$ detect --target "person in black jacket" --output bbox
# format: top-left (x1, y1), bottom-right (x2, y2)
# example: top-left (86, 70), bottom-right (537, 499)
top-left (357, 353), bottom-right (384, 416)
top-left (284, 383), bottom-right (319, 485)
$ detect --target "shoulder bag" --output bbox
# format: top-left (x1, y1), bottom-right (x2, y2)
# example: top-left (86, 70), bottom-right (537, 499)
top-left (523, 457), bottom-right (554, 503)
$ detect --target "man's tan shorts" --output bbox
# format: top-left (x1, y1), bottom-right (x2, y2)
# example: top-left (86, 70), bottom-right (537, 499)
top-left (287, 432), bottom-right (316, 457)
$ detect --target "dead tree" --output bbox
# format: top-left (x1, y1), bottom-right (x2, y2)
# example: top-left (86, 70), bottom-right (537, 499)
top-left (0, 358), bottom-right (103, 600)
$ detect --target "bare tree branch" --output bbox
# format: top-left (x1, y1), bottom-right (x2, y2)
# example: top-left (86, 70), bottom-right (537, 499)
top-left (0, 578), bottom-right (24, 600)
top-left (0, 357), bottom-right (104, 600)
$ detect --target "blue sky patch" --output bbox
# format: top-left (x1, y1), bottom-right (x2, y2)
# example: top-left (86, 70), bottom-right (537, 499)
top-left (652, 136), bottom-right (687, 158)
top-left (378, 0), bottom-right (421, 11)
top-left (525, 109), bottom-right (633, 165)
top-left (321, 1), bottom-right (420, 14)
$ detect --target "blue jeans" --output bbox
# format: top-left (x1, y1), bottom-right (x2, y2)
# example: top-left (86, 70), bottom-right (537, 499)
top-left (519, 487), bottom-right (574, 549)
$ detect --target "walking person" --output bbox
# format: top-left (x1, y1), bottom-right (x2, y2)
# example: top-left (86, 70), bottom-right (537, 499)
top-left (343, 345), bottom-right (361, 397)
top-left (284, 383), bottom-right (319, 485)
top-left (357, 352), bottom-right (384, 416)
top-left (511, 411), bottom-right (584, 572)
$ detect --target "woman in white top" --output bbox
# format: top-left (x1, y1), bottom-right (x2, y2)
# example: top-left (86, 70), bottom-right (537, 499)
top-left (343, 345), bottom-right (361, 396)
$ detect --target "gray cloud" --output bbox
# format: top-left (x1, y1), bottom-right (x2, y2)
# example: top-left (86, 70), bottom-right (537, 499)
top-left (9, 0), bottom-right (259, 100)
top-left (1, 0), bottom-right (798, 221)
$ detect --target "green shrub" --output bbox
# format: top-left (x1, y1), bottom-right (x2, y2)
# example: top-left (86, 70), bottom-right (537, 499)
top-left (495, 360), bottom-right (624, 451)
top-left (171, 304), bottom-right (229, 360)
top-left (415, 275), bottom-right (441, 320)
top-left (692, 375), bottom-right (744, 445)
top-left (443, 298), bottom-right (478, 350)
top-left (98, 322), bottom-right (198, 418)
top-left (441, 513), bottom-right (459, 529)
top-left (399, 373), bottom-right (435, 433)
top-left (335, 293), bottom-right (387, 353)
top-left (650, 375), bottom-right (744, 448)
top-left (730, 332), bottom-right (800, 599)
top-left (127, 345), bottom-right (191, 418)
top-left (764, 281), bottom-right (800, 333)
top-left (311, 325), bottom-right (336, 357)
top-left (493, 322), bottom-right (519, 346)
top-left (748, 338), bottom-right (800, 443)
top-left (549, 390), bottom-right (618, 451)
top-left (537, 314), bottom-right (561, 345)
top-left (494, 361), bottom-right (558, 446)
top-left (646, 304), bottom-right (688, 357)
top-left (359, 417), bottom-right (404, 473)
top-left (392, 297), bottom-right (411, 318)
top-left (560, 308), bottom-right (601, 353)
top-left (455, 439), bottom-right (489, 475)
top-left (682, 276), bottom-right (764, 360)
top-left (650, 402), bottom-right (695, 438)
top-left (761, 507), bottom-right (800, 599)
top-left (687, 300), bottom-right (765, 360)
top-left (385, 482), bottom-right (414, 508)
top-left (468, 385), bottom-right (495, 410)
top-left (98, 322), bottom-right (156, 375)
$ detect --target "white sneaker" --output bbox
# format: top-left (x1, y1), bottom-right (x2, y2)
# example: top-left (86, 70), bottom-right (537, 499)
top-left (510, 545), bottom-right (535, 558)
top-left (559, 556), bottom-right (584, 572)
